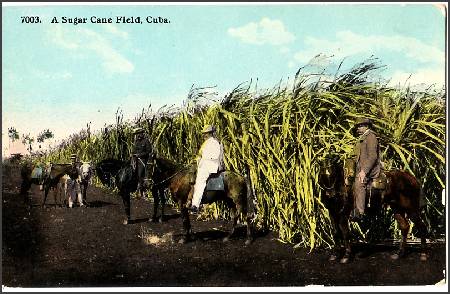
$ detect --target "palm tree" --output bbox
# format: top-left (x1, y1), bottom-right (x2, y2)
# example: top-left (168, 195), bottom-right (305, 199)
top-left (7, 127), bottom-right (19, 155)
top-left (37, 129), bottom-right (54, 150)
top-left (22, 134), bottom-right (34, 155)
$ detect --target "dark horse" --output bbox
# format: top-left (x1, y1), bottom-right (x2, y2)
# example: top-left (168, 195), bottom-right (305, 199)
top-left (95, 158), bottom-right (167, 224)
top-left (318, 158), bottom-right (428, 264)
top-left (20, 162), bottom-right (75, 207)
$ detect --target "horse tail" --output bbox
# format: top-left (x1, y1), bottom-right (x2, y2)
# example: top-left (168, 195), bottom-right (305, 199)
top-left (244, 164), bottom-right (257, 219)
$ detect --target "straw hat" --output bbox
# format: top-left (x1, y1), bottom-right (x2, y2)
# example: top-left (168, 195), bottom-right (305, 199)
top-left (201, 125), bottom-right (216, 134)
top-left (133, 127), bottom-right (145, 134)
top-left (354, 117), bottom-right (372, 128)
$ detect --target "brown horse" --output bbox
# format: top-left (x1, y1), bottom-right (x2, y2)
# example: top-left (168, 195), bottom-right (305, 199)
top-left (318, 158), bottom-right (428, 264)
top-left (21, 162), bottom-right (78, 207)
top-left (149, 157), bottom-right (256, 245)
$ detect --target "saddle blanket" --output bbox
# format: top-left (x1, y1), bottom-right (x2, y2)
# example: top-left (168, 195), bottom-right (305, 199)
top-left (206, 172), bottom-right (225, 191)
top-left (31, 167), bottom-right (43, 180)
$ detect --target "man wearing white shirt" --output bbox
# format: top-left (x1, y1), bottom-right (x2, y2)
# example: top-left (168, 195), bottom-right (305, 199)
top-left (187, 125), bottom-right (224, 213)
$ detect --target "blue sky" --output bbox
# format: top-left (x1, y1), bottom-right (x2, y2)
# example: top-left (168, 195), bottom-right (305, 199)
top-left (2, 3), bottom-right (446, 155)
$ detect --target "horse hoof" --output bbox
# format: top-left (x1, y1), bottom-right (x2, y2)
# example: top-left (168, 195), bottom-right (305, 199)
top-left (122, 219), bottom-right (130, 225)
top-left (420, 253), bottom-right (428, 261)
top-left (328, 254), bottom-right (338, 262)
top-left (244, 239), bottom-right (253, 246)
top-left (222, 237), bottom-right (230, 243)
top-left (390, 253), bottom-right (400, 260)
top-left (357, 251), bottom-right (370, 259)
top-left (340, 256), bottom-right (350, 264)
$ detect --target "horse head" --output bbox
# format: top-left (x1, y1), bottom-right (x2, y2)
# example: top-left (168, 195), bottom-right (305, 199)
top-left (147, 157), bottom-right (185, 184)
top-left (318, 155), bottom-right (345, 199)
top-left (95, 159), bottom-right (123, 188)
top-left (79, 162), bottom-right (93, 182)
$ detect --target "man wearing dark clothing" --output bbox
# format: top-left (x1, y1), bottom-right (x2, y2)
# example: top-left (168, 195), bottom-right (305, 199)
top-left (68, 153), bottom-right (85, 207)
top-left (351, 118), bottom-right (381, 220)
top-left (69, 154), bottom-right (80, 180)
top-left (132, 127), bottom-right (153, 196)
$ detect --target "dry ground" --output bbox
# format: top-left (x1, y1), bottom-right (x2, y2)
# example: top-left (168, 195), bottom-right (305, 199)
top-left (2, 163), bottom-right (446, 288)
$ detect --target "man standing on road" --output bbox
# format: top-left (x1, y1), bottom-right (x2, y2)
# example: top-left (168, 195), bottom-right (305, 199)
top-left (67, 153), bottom-right (84, 208)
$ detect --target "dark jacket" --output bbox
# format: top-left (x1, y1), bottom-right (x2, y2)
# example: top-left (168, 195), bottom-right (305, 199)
top-left (68, 162), bottom-right (80, 180)
top-left (353, 129), bottom-right (381, 178)
top-left (133, 135), bottom-right (153, 159)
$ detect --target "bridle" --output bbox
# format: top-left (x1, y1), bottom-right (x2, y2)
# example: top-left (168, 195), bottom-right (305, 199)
top-left (96, 164), bottom-right (120, 186)
top-left (319, 164), bottom-right (337, 194)
top-left (147, 162), bottom-right (191, 187)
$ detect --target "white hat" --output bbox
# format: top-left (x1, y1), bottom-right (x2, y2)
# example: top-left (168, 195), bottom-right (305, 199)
top-left (201, 125), bottom-right (216, 133)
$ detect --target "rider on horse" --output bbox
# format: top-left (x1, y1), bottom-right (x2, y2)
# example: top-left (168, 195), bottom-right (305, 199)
top-left (186, 125), bottom-right (225, 213)
top-left (351, 117), bottom-right (381, 221)
top-left (131, 127), bottom-right (154, 197)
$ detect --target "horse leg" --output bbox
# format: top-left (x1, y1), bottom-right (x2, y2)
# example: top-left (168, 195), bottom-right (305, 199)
top-left (20, 180), bottom-right (32, 206)
top-left (178, 205), bottom-right (192, 244)
top-left (121, 191), bottom-right (132, 224)
top-left (391, 212), bottom-right (409, 260)
top-left (151, 187), bottom-right (160, 222)
top-left (245, 213), bottom-right (254, 246)
top-left (53, 187), bottom-right (58, 208)
top-left (339, 216), bottom-right (352, 264)
top-left (223, 206), bottom-right (238, 243)
top-left (42, 185), bottom-right (50, 208)
top-left (82, 182), bottom-right (88, 205)
top-left (159, 188), bottom-right (166, 223)
top-left (328, 218), bottom-right (340, 262)
top-left (409, 212), bottom-right (428, 261)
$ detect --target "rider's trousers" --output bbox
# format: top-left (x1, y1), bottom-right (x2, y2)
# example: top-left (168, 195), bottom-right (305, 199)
top-left (353, 178), bottom-right (367, 214)
top-left (192, 170), bottom-right (211, 207)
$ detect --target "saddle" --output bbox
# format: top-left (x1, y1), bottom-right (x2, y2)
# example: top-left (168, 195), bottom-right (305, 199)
top-left (344, 158), bottom-right (388, 208)
top-left (31, 167), bottom-right (44, 181)
top-left (371, 171), bottom-right (387, 190)
top-left (205, 171), bottom-right (225, 191)
top-left (367, 171), bottom-right (388, 208)
top-left (344, 158), bottom-right (387, 190)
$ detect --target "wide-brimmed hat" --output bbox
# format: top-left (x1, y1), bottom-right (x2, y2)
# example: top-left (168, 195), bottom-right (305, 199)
top-left (201, 125), bottom-right (216, 134)
top-left (133, 127), bottom-right (145, 134)
top-left (354, 117), bottom-right (372, 128)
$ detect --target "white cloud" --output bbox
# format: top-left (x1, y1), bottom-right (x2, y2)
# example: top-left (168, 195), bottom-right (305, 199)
top-left (291, 30), bottom-right (445, 66)
top-left (389, 67), bottom-right (445, 88)
top-left (228, 17), bottom-right (295, 46)
top-left (47, 26), bottom-right (134, 74)
top-left (51, 26), bottom-right (79, 49)
top-left (102, 23), bottom-right (129, 40)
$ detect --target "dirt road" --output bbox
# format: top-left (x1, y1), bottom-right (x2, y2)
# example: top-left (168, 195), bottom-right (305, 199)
top-left (2, 164), bottom-right (446, 288)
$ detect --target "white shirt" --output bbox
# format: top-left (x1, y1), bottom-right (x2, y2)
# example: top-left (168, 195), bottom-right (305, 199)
top-left (198, 137), bottom-right (224, 173)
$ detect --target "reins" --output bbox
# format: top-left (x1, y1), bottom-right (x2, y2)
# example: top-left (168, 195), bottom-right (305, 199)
top-left (151, 165), bottom-right (191, 187)
top-left (319, 177), bottom-right (337, 192)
